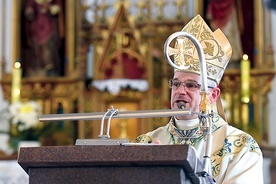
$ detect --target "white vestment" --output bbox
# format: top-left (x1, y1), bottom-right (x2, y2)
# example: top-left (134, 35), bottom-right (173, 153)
top-left (133, 115), bottom-right (263, 184)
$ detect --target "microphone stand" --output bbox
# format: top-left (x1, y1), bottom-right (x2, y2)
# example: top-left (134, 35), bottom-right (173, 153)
top-left (40, 109), bottom-right (191, 121)
top-left (164, 31), bottom-right (216, 183)
top-left (40, 108), bottom-right (192, 145)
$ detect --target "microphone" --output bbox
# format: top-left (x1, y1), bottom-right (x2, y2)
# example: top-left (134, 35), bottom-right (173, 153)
top-left (177, 101), bottom-right (186, 109)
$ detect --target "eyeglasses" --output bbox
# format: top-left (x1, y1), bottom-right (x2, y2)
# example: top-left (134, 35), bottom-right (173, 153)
top-left (169, 79), bottom-right (214, 91)
top-left (168, 79), bottom-right (201, 91)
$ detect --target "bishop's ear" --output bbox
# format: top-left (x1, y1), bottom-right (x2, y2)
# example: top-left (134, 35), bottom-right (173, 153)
top-left (209, 87), bottom-right (220, 104)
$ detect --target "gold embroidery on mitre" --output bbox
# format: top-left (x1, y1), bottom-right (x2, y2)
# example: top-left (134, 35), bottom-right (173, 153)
top-left (173, 15), bottom-right (232, 84)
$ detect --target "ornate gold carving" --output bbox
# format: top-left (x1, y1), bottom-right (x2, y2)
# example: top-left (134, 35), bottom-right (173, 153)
top-left (136, 1), bottom-right (146, 21)
top-left (155, 0), bottom-right (167, 20)
top-left (219, 68), bottom-right (275, 143)
top-left (174, 0), bottom-right (187, 20)
top-left (102, 90), bottom-right (144, 101)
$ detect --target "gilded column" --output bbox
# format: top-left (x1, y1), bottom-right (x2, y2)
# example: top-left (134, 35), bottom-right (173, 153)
top-left (11, 0), bottom-right (21, 103)
top-left (66, 0), bottom-right (76, 76)
top-left (254, 0), bottom-right (264, 67)
top-left (11, 0), bottom-right (21, 72)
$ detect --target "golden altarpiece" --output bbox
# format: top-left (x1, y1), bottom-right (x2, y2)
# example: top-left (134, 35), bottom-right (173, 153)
top-left (0, 0), bottom-right (275, 148)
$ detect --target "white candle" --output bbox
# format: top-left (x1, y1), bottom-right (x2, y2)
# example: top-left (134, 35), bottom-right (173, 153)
top-left (86, 45), bottom-right (94, 79)
top-left (11, 61), bottom-right (22, 103)
top-left (241, 54), bottom-right (251, 103)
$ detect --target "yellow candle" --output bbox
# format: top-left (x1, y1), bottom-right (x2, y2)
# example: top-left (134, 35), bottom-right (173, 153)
top-left (241, 54), bottom-right (250, 103)
top-left (11, 61), bottom-right (22, 103)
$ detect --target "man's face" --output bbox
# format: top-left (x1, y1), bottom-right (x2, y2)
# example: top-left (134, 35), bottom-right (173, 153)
top-left (170, 72), bottom-right (202, 120)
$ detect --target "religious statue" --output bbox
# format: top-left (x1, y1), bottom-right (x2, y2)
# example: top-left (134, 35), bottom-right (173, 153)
top-left (22, 0), bottom-right (64, 77)
top-left (206, 0), bottom-right (244, 68)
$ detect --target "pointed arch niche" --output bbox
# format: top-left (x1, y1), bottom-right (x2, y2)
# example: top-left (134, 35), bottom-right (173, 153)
top-left (93, 51), bottom-right (148, 95)
top-left (87, 4), bottom-right (151, 140)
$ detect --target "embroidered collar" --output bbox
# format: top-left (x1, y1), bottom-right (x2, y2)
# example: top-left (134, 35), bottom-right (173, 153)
top-left (168, 114), bottom-right (227, 145)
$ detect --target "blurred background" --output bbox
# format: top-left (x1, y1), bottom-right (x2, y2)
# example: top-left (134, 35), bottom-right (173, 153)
top-left (0, 0), bottom-right (276, 183)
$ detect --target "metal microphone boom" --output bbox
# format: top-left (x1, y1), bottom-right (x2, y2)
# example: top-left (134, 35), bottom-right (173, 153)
top-left (40, 109), bottom-right (191, 122)
top-left (40, 108), bottom-right (192, 144)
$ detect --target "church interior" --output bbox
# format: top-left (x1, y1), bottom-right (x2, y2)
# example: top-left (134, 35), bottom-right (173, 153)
top-left (0, 0), bottom-right (276, 183)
